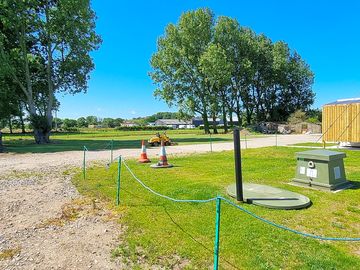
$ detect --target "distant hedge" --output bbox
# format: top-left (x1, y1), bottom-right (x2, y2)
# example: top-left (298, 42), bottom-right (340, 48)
top-left (115, 126), bottom-right (173, 131)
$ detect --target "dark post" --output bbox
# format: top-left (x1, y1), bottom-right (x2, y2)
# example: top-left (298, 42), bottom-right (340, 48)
top-left (233, 128), bottom-right (243, 201)
top-left (0, 131), bottom-right (3, 153)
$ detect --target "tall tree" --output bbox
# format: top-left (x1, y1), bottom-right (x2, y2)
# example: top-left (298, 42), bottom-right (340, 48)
top-left (150, 8), bottom-right (315, 130)
top-left (0, 0), bottom-right (101, 143)
top-left (199, 43), bottom-right (233, 133)
top-left (150, 8), bottom-right (214, 133)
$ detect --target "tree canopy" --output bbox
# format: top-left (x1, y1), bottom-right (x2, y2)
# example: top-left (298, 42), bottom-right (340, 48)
top-left (0, 0), bottom-right (101, 143)
top-left (150, 8), bottom-right (315, 133)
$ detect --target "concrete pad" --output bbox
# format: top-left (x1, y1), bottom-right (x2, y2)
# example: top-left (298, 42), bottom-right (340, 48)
top-left (226, 183), bottom-right (311, 210)
top-left (150, 163), bottom-right (173, 169)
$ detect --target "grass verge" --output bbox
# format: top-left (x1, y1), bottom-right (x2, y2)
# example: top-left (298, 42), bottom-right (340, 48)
top-left (2, 129), bottom-right (264, 153)
top-left (72, 147), bottom-right (360, 269)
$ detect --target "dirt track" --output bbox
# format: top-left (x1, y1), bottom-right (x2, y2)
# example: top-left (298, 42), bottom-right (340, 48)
top-left (0, 134), bottom-right (318, 269)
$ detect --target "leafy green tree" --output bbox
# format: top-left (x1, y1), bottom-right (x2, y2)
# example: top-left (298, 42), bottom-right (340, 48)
top-left (288, 110), bottom-right (307, 124)
top-left (86, 116), bottom-right (99, 126)
top-left (77, 117), bottom-right (88, 128)
top-left (306, 109), bottom-right (322, 123)
top-left (52, 117), bottom-right (63, 129)
top-left (150, 8), bottom-right (214, 133)
top-left (0, 0), bottom-right (101, 143)
top-left (113, 118), bottom-right (124, 127)
top-left (200, 43), bottom-right (233, 133)
top-left (150, 8), bottom-right (315, 130)
top-left (102, 118), bottom-right (116, 128)
top-left (63, 118), bottom-right (77, 129)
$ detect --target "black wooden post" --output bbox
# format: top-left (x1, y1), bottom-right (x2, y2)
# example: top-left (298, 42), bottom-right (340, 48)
top-left (233, 128), bottom-right (243, 201)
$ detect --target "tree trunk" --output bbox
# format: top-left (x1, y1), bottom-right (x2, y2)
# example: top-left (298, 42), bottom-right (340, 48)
top-left (246, 108), bottom-right (252, 125)
top-left (0, 131), bottom-right (4, 153)
top-left (229, 109), bottom-right (234, 127)
top-left (8, 118), bottom-right (13, 134)
top-left (33, 129), bottom-right (51, 144)
top-left (19, 111), bottom-right (26, 133)
top-left (202, 112), bottom-right (210, 134)
top-left (222, 105), bottom-right (228, 133)
top-left (212, 114), bottom-right (218, 134)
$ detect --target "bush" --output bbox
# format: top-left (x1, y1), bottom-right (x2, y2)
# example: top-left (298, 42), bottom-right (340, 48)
top-left (115, 126), bottom-right (173, 131)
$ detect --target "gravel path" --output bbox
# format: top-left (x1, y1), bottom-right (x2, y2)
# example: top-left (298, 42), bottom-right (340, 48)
top-left (0, 134), bottom-right (319, 173)
top-left (0, 134), bottom-right (318, 269)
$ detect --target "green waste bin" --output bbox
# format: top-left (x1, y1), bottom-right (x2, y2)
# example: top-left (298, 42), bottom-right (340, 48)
top-left (293, 150), bottom-right (350, 191)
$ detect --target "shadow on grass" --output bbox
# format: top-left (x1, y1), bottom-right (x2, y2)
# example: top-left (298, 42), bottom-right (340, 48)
top-left (174, 137), bottom-right (231, 144)
top-left (3, 137), bottom-right (231, 154)
top-left (3, 139), bottom-right (142, 154)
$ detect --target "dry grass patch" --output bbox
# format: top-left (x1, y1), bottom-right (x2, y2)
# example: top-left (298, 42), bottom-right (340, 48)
top-left (0, 247), bottom-right (21, 260)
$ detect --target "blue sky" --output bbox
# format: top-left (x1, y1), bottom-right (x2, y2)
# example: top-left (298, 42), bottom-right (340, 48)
top-left (57, 0), bottom-right (360, 119)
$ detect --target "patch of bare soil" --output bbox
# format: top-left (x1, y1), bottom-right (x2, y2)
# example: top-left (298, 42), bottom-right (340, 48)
top-left (0, 167), bottom-right (125, 270)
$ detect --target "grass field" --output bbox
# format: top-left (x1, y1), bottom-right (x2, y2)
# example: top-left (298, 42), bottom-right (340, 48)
top-left (72, 147), bottom-right (360, 269)
top-left (1, 129), bottom-right (262, 154)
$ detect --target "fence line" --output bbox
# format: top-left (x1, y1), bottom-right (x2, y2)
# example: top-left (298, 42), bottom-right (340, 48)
top-left (122, 159), bottom-right (360, 242)
top-left (83, 146), bottom-right (360, 269)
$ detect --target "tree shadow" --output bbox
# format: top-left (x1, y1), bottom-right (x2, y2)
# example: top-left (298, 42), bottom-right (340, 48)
top-left (3, 139), bottom-right (143, 153)
top-left (174, 137), bottom-right (231, 144)
top-left (3, 135), bottom-right (231, 154)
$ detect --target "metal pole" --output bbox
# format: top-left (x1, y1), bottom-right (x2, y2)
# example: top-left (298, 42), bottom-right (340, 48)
top-left (275, 131), bottom-right (278, 147)
top-left (116, 156), bottom-right (121, 205)
top-left (111, 139), bottom-right (114, 163)
top-left (233, 128), bottom-right (243, 201)
top-left (210, 132), bottom-right (213, 152)
top-left (244, 133), bottom-right (248, 149)
top-left (213, 197), bottom-right (221, 270)
top-left (83, 146), bottom-right (86, 180)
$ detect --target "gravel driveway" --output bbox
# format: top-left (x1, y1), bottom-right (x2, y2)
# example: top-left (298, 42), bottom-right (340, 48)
top-left (0, 134), bottom-right (318, 269)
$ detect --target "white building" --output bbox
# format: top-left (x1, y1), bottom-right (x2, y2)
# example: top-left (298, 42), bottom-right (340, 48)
top-left (154, 119), bottom-right (194, 129)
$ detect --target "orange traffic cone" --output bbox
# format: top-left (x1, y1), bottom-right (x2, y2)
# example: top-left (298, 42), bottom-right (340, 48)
top-left (138, 140), bottom-right (151, 163)
top-left (150, 140), bottom-right (173, 168)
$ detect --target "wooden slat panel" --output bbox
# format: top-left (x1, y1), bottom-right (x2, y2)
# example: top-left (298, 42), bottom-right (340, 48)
top-left (323, 103), bottom-right (360, 143)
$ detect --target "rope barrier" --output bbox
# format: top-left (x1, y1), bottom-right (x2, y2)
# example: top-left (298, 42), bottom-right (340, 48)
top-left (122, 159), bottom-right (360, 242)
top-left (219, 197), bottom-right (360, 242)
top-left (123, 160), bottom-right (217, 203)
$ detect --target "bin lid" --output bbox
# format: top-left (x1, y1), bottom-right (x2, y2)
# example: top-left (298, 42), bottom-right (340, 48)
top-left (296, 150), bottom-right (346, 161)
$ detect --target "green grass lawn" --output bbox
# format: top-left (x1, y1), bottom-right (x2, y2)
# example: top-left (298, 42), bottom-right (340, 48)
top-left (2, 129), bottom-right (263, 154)
top-left (72, 147), bottom-right (360, 269)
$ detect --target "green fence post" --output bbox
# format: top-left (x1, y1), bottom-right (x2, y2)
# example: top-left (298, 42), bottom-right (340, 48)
top-left (111, 139), bottom-right (114, 163)
top-left (213, 197), bottom-right (221, 270)
top-left (210, 133), bottom-right (213, 152)
top-left (83, 146), bottom-right (86, 180)
top-left (116, 156), bottom-right (122, 205)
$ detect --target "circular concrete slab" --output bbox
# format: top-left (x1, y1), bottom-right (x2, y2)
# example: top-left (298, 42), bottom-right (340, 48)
top-left (227, 183), bottom-right (311, 210)
top-left (150, 164), bottom-right (174, 169)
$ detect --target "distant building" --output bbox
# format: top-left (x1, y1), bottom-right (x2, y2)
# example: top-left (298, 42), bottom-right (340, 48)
top-left (121, 121), bottom-right (137, 127)
top-left (154, 119), bottom-right (194, 129)
top-left (88, 124), bottom-right (103, 128)
top-left (191, 116), bottom-right (240, 127)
